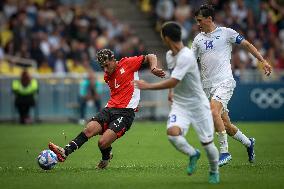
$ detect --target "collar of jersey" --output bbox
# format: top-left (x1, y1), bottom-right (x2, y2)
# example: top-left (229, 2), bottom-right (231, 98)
top-left (201, 26), bottom-right (220, 36)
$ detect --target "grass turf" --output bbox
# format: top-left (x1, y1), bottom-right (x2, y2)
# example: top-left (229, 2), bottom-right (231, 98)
top-left (0, 121), bottom-right (283, 189)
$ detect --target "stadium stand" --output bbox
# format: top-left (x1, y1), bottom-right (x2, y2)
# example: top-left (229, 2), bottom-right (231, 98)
top-left (0, 0), bottom-right (148, 76)
top-left (137, 0), bottom-right (284, 80)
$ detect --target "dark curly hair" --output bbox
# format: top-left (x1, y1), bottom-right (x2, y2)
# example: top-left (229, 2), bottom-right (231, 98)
top-left (96, 49), bottom-right (115, 66)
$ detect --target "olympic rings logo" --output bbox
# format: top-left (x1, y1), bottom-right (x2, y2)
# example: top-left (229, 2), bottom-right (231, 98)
top-left (250, 88), bottom-right (284, 109)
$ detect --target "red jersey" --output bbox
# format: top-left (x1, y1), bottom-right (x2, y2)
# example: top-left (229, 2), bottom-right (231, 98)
top-left (104, 55), bottom-right (145, 109)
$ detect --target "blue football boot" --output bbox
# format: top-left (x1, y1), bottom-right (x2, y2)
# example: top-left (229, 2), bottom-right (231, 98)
top-left (247, 138), bottom-right (256, 163)
top-left (218, 152), bottom-right (232, 167)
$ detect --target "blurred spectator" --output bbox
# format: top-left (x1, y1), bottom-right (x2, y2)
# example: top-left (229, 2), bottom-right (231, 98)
top-left (78, 71), bottom-right (102, 124)
top-left (1, 0), bottom-right (147, 75)
top-left (174, 0), bottom-right (192, 42)
top-left (154, 0), bottom-right (175, 31)
top-left (12, 69), bottom-right (38, 124)
top-left (48, 49), bottom-right (68, 74)
top-left (38, 58), bottom-right (52, 74)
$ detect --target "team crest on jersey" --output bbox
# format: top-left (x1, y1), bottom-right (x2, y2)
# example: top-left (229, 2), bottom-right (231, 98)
top-left (120, 68), bottom-right (125, 74)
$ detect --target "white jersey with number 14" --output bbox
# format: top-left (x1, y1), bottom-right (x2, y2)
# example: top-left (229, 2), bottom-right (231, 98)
top-left (191, 27), bottom-right (244, 88)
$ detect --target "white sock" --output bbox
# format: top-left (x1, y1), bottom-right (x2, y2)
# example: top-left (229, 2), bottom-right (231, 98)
top-left (217, 131), bottom-right (229, 153)
top-left (203, 142), bottom-right (219, 173)
top-left (168, 135), bottom-right (196, 156)
top-left (232, 129), bottom-right (251, 147)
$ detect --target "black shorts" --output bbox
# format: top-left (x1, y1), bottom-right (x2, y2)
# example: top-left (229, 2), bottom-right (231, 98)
top-left (90, 107), bottom-right (135, 138)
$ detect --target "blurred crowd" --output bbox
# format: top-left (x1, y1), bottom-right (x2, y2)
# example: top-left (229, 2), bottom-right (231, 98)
top-left (1, 0), bottom-right (284, 78)
top-left (0, 0), bottom-right (147, 76)
top-left (139, 0), bottom-right (284, 78)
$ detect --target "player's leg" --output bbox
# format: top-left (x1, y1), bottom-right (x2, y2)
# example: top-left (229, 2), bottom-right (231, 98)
top-left (167, 127), bottom-right (200, 175)
top-left (167, 109), bottom-right (198, 156)
top-left (49, 120), bottom-right (102, 162)
top-left (210, 80), bottom-right (237, 166)
top-left (96, 129), bottom-right (116, 169)
top-left (97, 108), bottom-right (135, 169)
top-left (49, 108), bottom-right (110, 162)
top-left (222, 112), bottom-right (255, 163)
top-left (192, 113), bottom-right (219, 184)
top-left (210, 99), bottom-right (231, 166)
top-left (166, 109), bottom-right (199, 175)
top-left (167, 127), bottom-right (198, 157)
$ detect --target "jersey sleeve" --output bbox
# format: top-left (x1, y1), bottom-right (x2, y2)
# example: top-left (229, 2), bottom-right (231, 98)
top-left (125, 55), bottom-right (145, 72)
top-left (191, 37), bottom-right (199, 59)
top-left (171, 54), bottom-right (194, 81)
top-left (226, 27), bottom-right (244, 44)
top-left (166, 51), bottom-right (174, 70)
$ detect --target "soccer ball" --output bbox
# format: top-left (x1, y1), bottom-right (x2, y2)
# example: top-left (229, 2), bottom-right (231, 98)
top-left (37, 150), bottom-right (58, 170)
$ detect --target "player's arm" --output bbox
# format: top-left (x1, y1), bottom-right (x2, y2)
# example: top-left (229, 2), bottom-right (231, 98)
top-left (134, 78), bottom-right (179, 90)
top-left (144, 54), bottom-right (166, 78)
top-left (240, 39), bottom-right (272, 76)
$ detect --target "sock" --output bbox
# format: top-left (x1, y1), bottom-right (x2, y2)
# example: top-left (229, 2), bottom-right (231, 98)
top-left (168, 135), bottom-right (196, 156)
top-left (232, 129), bottom-right (251, 147)
top-left (203, 142), bottom-right (219, 173)
top-left (100, 146), bottom-right (112, 160)
top-left (64, 132), bottom-right (88, 156)
top-left (217, 130), bottom-right (228, 153)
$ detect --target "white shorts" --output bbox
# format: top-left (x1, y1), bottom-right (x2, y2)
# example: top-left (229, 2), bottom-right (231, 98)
top-left (167, 104), bottom-right (214, 143)
top-left (203, 79), bottom-right (236, 112)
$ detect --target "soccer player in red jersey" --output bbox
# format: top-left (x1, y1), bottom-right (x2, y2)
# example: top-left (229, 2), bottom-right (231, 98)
top-left (49, 49), bottom-right (165, 168)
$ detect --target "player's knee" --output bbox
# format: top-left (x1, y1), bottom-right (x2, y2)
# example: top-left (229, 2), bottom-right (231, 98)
top-left (211, 107), bottom-right (221, 119)
top-left (83, 121), bottom-right (102, 138)
top-left (98, 138), bottom-right (108, 149)
top-left (167, 128), bottom-right (182, 144)
top-left (83, 127), bottom-right (94, 138)
top-left (167, 127), bottom-right (181, 136)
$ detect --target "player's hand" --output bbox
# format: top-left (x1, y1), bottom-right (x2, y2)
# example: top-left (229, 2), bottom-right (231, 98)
top-left (151, 67), bottom-right (166, 78)
top-left (133, 80), bottom-right (150, 90)
top-left (261, 60), bottom-right (272, 76)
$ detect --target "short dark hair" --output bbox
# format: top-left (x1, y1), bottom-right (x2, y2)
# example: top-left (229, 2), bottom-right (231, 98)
top-left (96, 49), bottom-right (114, 66)
top-left (194, 4), bottom-right (215, 21)
top-left (161, 22), bottom-right (182, 42)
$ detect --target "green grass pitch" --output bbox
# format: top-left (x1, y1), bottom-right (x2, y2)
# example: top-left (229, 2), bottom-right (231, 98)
top-left (0, 121), bottom-right (284, 189)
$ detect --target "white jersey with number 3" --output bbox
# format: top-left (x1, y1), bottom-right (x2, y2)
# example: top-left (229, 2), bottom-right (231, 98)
top-left (166, 47), bottom-right (209, 112)
top-left (166, 47), bottom-right (214, 142)
top-left (191, 27), bottom-right (244, 88)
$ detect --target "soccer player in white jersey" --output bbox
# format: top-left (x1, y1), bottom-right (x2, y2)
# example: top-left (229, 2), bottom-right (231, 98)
top-left (192, 4), bottom-right (272, 166)
top-left (135, 22), bottom-right (220, 184)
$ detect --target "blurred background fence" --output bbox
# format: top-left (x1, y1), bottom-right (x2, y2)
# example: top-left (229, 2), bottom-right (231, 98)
top-left (1, 70), bottom-right (283, 122)
top-left (0, 71), bottom-right (170, 122)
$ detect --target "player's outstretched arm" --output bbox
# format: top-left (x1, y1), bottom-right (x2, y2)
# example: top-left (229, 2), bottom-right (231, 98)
top-left (134, 78), bottom-right (179, 90)
top-left (144, 54), bottom-right (166, 78)
top-left (240, 40), bottom-right (272, 76)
